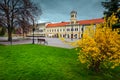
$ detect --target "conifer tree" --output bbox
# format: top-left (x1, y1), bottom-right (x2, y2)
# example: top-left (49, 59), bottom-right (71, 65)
top-left (102, 0), bottom-right (120, 30)
top-left (102, 0), bottom-right (120, 18)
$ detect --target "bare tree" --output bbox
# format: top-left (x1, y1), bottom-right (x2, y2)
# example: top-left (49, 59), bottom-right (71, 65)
top-left (0, 0), bottom-right (41, 42)
top-left (17, 18), bottom-right (30, 38)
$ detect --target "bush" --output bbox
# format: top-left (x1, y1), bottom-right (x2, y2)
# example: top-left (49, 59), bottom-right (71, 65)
top-left (75, 12), bottom-right (120, 72)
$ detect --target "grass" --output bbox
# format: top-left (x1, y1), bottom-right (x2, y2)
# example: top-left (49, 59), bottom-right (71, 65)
top-left (0, 44), bottom-right (120, 80)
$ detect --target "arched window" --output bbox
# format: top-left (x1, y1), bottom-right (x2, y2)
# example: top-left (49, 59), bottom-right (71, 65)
top-left (71, 14), bottom-right (74, 18)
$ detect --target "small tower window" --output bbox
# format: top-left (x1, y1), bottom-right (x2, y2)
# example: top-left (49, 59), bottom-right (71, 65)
top-left (71, 15), bottom-right (74, 18)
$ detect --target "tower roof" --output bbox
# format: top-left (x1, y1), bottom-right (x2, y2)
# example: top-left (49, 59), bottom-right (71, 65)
top-left (71, 10), bottom-right (77, 14)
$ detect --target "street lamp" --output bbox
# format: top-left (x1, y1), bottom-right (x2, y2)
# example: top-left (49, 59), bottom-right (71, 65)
top-left (32, 27), bottom-right (35, 44)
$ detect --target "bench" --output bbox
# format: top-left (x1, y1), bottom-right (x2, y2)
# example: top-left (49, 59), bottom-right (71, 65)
top-left (37, 38), bottom-right (48, 45)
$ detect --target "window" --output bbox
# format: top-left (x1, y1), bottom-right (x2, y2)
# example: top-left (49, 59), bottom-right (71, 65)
top-left (71, 28), bottom-right (74, 31)
top-left (71, 15), bottom-right (74, 18)
top-left (67, 28), bottom-right (70, 31)
top-left (74, 34), bottom-right (77, 38)
top-left (60, 29), bottom-right (62, 32)
top-left (81, 34), bottom-right (83, 38)
top-left (75, 28), bottom-right (78, 31)
top-left (81, 27), bottom-right (84, 32)
top-left (39, 30), bottom-right (43, 32)
top-left (57, 29), bottom-right (59, 32)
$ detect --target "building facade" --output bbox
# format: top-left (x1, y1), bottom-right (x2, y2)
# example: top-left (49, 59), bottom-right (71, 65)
top-left (45, 11), bottom-right (104, 39)
top-left (34, 22), bottom-right (50, 37)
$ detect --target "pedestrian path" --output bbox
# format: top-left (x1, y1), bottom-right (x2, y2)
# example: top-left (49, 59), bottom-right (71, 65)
top-left (0, 37), bottom-right (78, 49)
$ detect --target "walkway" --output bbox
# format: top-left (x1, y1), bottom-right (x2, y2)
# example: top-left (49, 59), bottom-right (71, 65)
top-left (0, 37), bottom-right (79, 49)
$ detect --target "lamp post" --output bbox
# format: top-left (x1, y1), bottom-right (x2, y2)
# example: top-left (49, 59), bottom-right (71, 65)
top-left (32, 27), bottom-right (35, 44)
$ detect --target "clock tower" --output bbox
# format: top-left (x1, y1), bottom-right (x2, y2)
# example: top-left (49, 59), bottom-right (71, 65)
top-left (70, 11), bottom-right (77, 24)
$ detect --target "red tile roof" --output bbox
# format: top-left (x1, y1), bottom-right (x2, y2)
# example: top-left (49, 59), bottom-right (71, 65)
top-left (77, 18), bottom-right (104, 25)
top-left (46, 22), bottom-right (70, 28)
top-left (46, 18), bottom-right (104, 28)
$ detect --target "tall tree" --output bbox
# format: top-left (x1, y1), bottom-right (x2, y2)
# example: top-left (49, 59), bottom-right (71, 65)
top-left (102, 0), bottom-right (120, 30)
top-left (102, 0), bottom-right (120, 18)
top-left (17, 0), bottom-right (40, 38)
top-left (0, 0), bottom-right (41, 42)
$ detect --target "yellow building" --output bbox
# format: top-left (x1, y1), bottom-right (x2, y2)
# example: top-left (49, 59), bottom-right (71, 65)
top-left (46, 11), bottom-right (104, 39)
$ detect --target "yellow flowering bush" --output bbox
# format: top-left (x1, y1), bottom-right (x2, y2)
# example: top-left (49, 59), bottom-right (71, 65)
top-left (58, 12), bottom-right (120, 72)
top-left (77, 18), bottom-right (120, 71)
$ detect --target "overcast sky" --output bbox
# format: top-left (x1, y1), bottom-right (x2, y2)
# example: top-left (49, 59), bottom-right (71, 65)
top-left (34, 0), bottom-right (105, 23)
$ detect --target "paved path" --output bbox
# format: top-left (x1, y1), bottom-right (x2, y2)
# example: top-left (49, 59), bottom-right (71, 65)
top-left (0, 37), bottom-right (79, 49)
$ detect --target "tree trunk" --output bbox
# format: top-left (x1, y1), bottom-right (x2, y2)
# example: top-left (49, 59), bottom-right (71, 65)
top-left (89, 60), bottom-right (101, 72)
top-left (94, 61), bottom-right (100, 72)
top-left (8, 27), bottom-right (12, 42)
top-left (22, 28), bottom-right (25, 38)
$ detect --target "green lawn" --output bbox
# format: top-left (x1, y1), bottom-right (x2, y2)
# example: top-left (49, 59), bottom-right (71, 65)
top-left (0, 44), bottom-right (120, 80)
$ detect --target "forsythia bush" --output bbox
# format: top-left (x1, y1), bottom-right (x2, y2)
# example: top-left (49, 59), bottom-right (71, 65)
top-left (77, 23), bottom-right (120, 72)
top-left (77, 13), bottom-right (120, 72)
